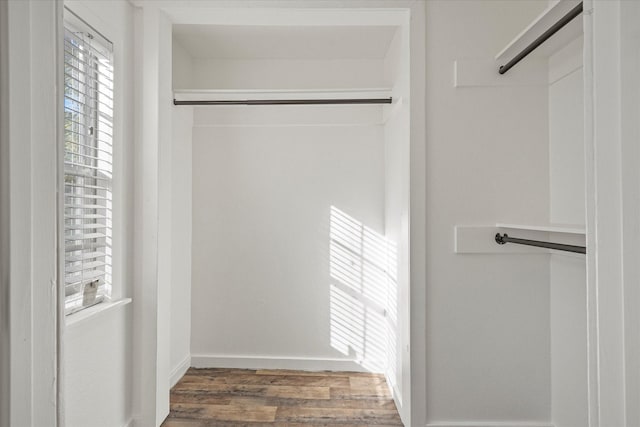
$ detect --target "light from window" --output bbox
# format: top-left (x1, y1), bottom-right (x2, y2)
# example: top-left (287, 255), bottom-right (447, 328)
top-left (63, 14), bottom-right (114, 315)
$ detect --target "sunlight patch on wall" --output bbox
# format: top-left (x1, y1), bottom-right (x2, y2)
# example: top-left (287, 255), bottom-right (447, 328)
top-left (329, 206), bottom-right (398, 374)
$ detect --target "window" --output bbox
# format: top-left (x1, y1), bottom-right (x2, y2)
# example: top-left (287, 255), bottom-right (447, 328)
top-left (63, 9), bottom-right (114, 315)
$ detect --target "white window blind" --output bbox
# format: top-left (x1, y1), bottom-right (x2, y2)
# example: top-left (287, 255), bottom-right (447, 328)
top-left (64, 11), bottom-right (114, 315)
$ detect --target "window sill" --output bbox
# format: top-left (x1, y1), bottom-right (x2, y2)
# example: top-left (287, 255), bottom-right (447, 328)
top-left (65, 298), bottom-right (132, 328)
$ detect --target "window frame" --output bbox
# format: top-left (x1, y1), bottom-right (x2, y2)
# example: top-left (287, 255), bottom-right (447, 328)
top-left (62, 7), bottom-right (114, 316)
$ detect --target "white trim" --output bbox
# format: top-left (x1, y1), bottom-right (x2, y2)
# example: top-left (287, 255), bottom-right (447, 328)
top-left (584, 1), bottom-right (634, 425)
top-left (0, 1), bottom-right (9, 424)
top-left (122, 418), bottom-right (134, 427)
top-left (618, 3), bottom-right (640, 426)
top-left (55, 0), bottom-right (66, 424)
top-left (65, 298), bottom-right (132, 328)
top-left (158, 6), bottom-right (409, 27)
top-left (169, 355), bottom-right (191, 388)
top-left (426, 423), bottom-right (554, 427)
top-left (584, 1), bottom-right (640, 426)
top-left (191, 355), bottom-right (372, 373)
top-left (5, 1), bottom-right (61, 425)
top-left (133, 6), bottom-right (173, 427)
top-left (582, 1), bottom-right (599, 425)
top-left (408, 2), bottom-right (427, 426)
top-left (385, 373), bottom-right (404, 424)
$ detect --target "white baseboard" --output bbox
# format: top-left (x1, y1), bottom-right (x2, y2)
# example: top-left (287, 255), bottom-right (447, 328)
top-left (170, 355), bottom-right (192, 388)
top-left (190, 354), bottom-right (371, 372)
top-left (122, 418), bottom-right (134, 427)
top-left (385, 374), bottom-right (407, 426)
top-left (426, 423), bottom-right (554, 427)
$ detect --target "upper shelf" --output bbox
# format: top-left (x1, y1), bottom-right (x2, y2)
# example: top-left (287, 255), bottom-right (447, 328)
top-left (496, 223), bottom-right (585, 235)
top-left (173, 88), bottom-right (393, 103)
top-left (495, 0), bottom-right (583, 62)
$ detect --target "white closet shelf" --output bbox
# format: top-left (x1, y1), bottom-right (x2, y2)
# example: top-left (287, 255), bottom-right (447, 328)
top-left (495, 0), bottom-right (583, 62)
top-left (496, 223), bottom-right (585, 235)
top-left (173, 88), bottom-right (393, 103)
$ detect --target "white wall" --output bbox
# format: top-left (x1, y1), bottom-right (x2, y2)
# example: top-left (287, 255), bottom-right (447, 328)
top-left (65, 309), bottom-right (132, 427)
top-left (425, 1), bottom-right (551, 424)
top-left (186, 58), bottom-right (386, 90)
top-left (172, 39), bottom-right (193, 90)
top-left (549, 38), bottom-right (585, 226)
top-left (190, 105), bottom-right (387, 370)
top-left (63, 1), bottom-right (135, 426)
top-left (549, 256), bottom-right (586, 427)
top-left (548, 37), bottom-right (587, 427)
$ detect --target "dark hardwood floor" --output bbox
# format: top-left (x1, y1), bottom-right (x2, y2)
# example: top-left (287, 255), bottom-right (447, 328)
top-left (162, 367), bottom-right (404, 426)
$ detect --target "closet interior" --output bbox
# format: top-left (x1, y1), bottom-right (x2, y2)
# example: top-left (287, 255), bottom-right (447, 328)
top-left (170, 10), bottom-right (413, 424)
top-left (455, 1), bottom-right (587, 426)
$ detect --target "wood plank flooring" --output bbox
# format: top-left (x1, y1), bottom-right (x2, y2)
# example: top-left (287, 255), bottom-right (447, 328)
top-left (162, 368), bottom-right (403, 427)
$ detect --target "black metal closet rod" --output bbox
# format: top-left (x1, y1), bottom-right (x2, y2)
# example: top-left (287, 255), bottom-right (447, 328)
top-left (499, 2), bottom-right (583, 75)
top-left (173, 98), bottom-right (393, 106)
top-left (495, 233), bottom-right (586, 254)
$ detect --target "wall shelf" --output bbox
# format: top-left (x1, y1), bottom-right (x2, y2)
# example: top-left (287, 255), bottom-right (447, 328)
top-left (496, 0), bottom-right (583, 63)
top-left (173, 88), bottom-right (393, 103)
top-left (496, 223), bottom-right (585, 235)
top-left (454, 0), bottom-right (584, 88)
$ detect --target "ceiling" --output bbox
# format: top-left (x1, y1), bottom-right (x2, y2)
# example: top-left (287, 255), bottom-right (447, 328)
top-left (172, 24), bottom-right (398, 60)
